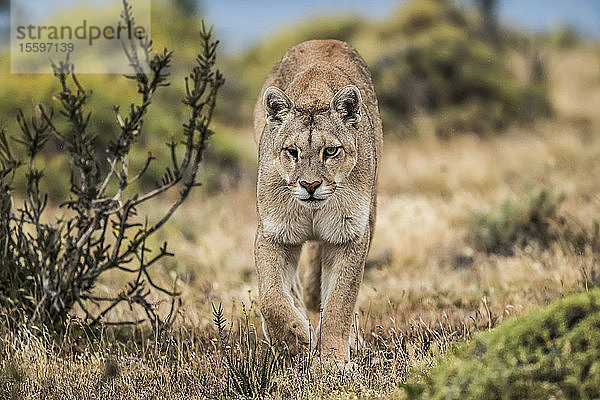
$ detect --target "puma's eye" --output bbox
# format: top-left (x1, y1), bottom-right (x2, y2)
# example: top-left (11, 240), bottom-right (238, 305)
top-left (324, 146), bottom-right (340, 158)
top-left (286, 148), bottom-right (298, 159)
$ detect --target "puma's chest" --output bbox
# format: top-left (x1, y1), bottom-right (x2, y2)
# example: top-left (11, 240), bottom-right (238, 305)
top-left (259, 194), bottom-right (370, 245)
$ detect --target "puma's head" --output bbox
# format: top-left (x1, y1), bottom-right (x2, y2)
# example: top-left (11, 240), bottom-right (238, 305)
top-left (262, 84), bottom-right (362, 209)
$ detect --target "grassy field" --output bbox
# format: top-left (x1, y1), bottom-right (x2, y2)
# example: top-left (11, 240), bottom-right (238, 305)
top-left (2, 37), bottom-right (600, 400)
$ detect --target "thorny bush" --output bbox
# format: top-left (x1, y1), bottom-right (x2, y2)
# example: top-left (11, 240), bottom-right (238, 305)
top-left (0, 1), bottom-right (224, 334)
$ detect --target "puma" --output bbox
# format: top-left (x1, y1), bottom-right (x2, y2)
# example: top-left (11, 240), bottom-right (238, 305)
top-left (253, 39), bottom-right (383, 364)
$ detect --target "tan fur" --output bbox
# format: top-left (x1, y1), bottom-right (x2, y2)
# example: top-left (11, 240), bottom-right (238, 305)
top-left (253, 40), bottom-right (383, 363)
top-left (298, 241), bottom-right (322, 313)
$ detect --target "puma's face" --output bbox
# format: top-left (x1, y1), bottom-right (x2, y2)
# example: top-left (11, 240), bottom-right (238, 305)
top-left (263, 85), bottom-right (362, 209)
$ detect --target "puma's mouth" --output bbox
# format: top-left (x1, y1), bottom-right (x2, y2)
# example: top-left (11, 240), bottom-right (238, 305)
top-left (292, 183), bottom-right (334, 208)
top-left (296, 196), bottom-right (329, 208)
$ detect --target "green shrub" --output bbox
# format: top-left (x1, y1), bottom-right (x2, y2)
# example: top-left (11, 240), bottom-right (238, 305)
top-left (372, 0), bottom-right (551, 137)
top-left (400, 289), bottom-right (600, 400)
top-left (470, 190), bottom-right (564, 255)
top-left (547, 25), bottom-right (580, 49)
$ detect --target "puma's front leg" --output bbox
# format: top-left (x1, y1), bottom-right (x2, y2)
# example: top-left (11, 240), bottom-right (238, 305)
top-left (319, 233), bottom-right (370, 363)
top-left (255, 231), bottom-right (312, 352)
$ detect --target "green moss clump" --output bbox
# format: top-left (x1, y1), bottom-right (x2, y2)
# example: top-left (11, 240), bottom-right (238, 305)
top-left (400, 289), bottom-right (600, 400)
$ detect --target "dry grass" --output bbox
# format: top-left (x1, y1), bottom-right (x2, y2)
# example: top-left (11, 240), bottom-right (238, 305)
top-left (2, 45), bottom-right (600, 398)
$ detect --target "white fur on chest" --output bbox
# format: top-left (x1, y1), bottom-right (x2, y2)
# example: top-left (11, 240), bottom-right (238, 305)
top-left (260, 191), bottom-right (370, 245)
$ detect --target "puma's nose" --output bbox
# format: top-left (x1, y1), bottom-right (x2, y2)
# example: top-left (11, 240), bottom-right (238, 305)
top-left (299, 180), bottom-right (322, 195)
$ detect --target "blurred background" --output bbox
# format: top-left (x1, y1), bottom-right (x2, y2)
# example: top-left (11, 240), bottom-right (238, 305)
top-left (1, 0), bottom-right (600, 330)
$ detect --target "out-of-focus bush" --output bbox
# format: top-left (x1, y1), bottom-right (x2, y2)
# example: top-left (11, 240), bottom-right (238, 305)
top-left (469, 190), bottom-right (563, 255)
top-left (547, 25), bottom-right (580, 49)
top-left (373, 0), bottom-right (552, 138)
top-left (469, 189), bottom-right (600, 257)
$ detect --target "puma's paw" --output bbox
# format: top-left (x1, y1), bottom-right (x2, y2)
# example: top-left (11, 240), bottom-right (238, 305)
top-left (264, 314), bottom-right (312, 354)
top-left (283, 317), bottom-right (312, 349)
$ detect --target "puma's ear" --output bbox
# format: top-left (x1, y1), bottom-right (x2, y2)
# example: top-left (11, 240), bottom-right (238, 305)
top-left (263, 86), bottom-right (293, 122)
top-left (331, 85), bottom-right (362, 124)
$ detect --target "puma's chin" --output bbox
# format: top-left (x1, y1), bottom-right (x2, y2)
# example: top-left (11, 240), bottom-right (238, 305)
top-left (295, 196), bottom-right (330, 209)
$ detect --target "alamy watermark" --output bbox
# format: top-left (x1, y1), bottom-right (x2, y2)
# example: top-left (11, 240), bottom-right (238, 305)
top-left (11, 0), bottom-right (151, 73)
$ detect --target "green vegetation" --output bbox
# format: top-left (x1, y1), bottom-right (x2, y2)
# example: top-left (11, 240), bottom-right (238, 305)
top-left (372, 0), bottom-right (551, 137)
top-left (547, 25), bottom-right (581, 49)
top-left (469, 189), bottom-right (600, 257)
top-left (400, 289), bottom-right (600, 400)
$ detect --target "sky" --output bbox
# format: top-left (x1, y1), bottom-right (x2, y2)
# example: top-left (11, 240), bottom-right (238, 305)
top-left (2, 0), bottom-right (600, 51)
top-left (201, 0), bottom-right (398, 51)
top-left (499, 0), bottom-right (600, 36)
